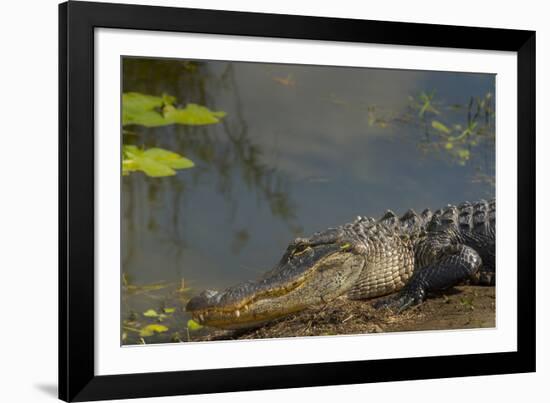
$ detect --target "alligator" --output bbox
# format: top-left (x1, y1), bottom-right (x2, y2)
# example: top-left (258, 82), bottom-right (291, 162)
top-left (186, 199), bottom-right (495, 329)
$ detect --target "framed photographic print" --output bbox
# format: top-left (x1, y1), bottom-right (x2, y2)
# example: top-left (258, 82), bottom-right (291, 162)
top-left (59, 1), bottom-right (536, 401)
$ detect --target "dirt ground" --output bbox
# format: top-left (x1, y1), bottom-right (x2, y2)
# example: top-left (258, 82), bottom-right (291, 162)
top-left (193, 286), bottom-right (495, 341)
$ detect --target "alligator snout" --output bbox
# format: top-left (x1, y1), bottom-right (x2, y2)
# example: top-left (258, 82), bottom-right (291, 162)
top-left (185, 281), bottom-right (260, 313)
top-left (185, 289), bottom-right (223, 312)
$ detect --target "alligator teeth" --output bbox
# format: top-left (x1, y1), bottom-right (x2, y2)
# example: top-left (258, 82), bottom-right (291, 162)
top-left (243, 305), bottom-right (249, 312)
top-left (235, 309), bottom-right (241, 318)
top-left (198, 314), bottom-right (205, 323)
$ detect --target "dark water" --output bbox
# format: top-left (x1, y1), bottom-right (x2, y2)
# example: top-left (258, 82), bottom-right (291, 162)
top-left (121, 57), bottom-right (495, 344)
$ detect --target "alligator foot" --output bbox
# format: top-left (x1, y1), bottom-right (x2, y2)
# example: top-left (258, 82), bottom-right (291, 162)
top-left (374, 244), bottom-right (483, 313)
top-left (373, 287), bottom-right (425, 313)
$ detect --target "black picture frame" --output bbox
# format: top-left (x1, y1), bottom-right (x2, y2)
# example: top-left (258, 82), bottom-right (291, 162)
top-left (59, 1), bottom-right (536, 401)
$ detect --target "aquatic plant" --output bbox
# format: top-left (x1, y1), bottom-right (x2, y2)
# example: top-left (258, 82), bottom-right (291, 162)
top-left (122, 145), bottom-right (194, 177)
top-left (121, 92), bottom-right (227, 177)
top-left (353, 90), bottom-right (495, 174)
top-left (415, 92), bottom-right (495, 168)
top-left (122, 92), bottom-right (226, 127)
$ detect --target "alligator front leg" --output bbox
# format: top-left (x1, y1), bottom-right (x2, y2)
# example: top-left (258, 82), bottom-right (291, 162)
top-left (373, 244), bottom-right (483, 312)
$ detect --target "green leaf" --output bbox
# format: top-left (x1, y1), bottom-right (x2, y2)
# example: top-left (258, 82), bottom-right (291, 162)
top-left (141, 148), bottom-right (195, 169)
top-left (418, 102), bottom-right (429, 118)
top-left (163, 307), bottom-right (176, 314)
top-left (124, 92), bottom-right (166, 112)
top-left (122, 92), bottom-right (226, 127)
top-left (136, 156), bottom-right (177, 177)
top-left (143, 309), bottom-right (159, 318)
top-left (431, 120), bottom-right (451, 134)
top-left (162, 94), bottom-right (177, 106)
top-left (122, 145), bottom-right (194, 177)
top-left (139, 324), bottom-right (169, 337)
top-left (457, 148), bottom-right (470, 161)
top-left (124, 110), bottom-right (170, 127)
top-left (444, 142), bottom-right (453, 150)
top-left (122, 93), bottom-right (167, 126)
top-left (187, 319), bottom-right (203, 331)
top-left (417, 91), bottom-right (439, 117)
top-left (163, 103), bottom-right (227, 125)
top-left (458, 122), bottom-right (478, 138)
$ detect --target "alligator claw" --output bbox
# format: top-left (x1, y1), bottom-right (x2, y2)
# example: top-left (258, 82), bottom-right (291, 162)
top-left (373, 293), bottom-right (420, 313)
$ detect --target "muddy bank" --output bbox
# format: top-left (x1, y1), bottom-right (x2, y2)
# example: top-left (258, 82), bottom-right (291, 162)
top-left (192, 286), bottom-right (495, 341)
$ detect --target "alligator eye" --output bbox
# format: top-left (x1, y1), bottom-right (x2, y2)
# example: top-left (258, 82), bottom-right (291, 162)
top-left (292, 244), bottom-right (309, 256)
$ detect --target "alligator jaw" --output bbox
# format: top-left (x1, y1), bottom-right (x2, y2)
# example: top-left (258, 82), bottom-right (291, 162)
top-left (185, 244), bottom-right (365, 329)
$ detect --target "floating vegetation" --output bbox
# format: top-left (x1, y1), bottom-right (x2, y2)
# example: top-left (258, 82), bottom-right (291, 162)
top-left (142, 307), bottom-right (178, 322)
top-left (187, 319), bottom-right (203, 331)
top-left (413, 92), bottom-right (494, 168)
top-left (411, 90), bottom-right (440, 118)
top-left (344, 90), bottom-right (495, 173)
top-left (139, 324), bottom-right (169, 337)
top-left (322, 88), bottom-right (495, 185)
top-left (431, 120), bottom-right (451, 134)
top-left (121, 275), bottom-right (199, 344)
top-left (122, 145), bottom-right (194, 177)
top-left (122, 92), bottom-right (226, 127)
top-left (121, 91), bottom-right (227, 177)
top-left (143, 309), bottom-right (161, 318)
top-left (123, 280), bottom-right (168, 295)
top-left (367, 106), bottom-right (390, 128)
top-left (142, 309), bottom-right (158, 317)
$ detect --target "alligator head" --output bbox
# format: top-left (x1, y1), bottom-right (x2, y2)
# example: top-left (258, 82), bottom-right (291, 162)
top-left (185, 240), bottom-right (365, 329)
